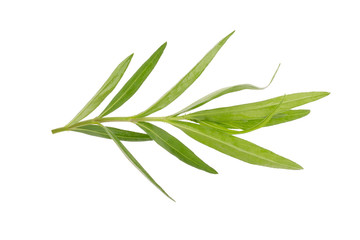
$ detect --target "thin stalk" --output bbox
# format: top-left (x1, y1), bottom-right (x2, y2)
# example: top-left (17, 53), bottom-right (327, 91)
top-left (51, 116), bottom-right (181, 134)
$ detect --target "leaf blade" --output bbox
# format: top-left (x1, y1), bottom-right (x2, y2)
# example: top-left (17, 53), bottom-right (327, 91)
top-left (185, 91), bottom-right (329, 122)
top-left (197, 94), bottom-right (285, 134)
top-left (220, 109), bottom-right (311, 130)
top-left (232, 94), bottom-right (286, 134)
top-left (99, 124), bottom-right (174, 201)
top-left (169, 121), bottom-right (303, 170)
top-left (66, 54), bottom-right (133, 126)
top-left (72, 125), bottom-right (152, 141)
top-left (99, 43), bottom-right (167, 117)
top-left (173, 64), bottom-right (281, 116)
top-left (137, 122), bottom-right (217, 174)
top-left (136, 31), bottom-right (235, 117)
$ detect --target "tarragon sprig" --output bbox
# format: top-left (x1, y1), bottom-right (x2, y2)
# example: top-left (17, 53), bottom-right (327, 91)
top-left (52, 31), bottom-right (329, 201)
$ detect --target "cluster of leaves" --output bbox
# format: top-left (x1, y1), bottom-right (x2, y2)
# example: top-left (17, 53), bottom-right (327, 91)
top-left (52, 31), bottom-right (329, 201)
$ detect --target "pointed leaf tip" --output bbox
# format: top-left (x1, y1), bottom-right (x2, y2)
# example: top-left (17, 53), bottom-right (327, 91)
top-left (228, 30), bottom-right (235, 37)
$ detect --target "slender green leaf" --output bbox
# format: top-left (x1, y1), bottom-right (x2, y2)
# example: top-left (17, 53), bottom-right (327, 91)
top-left (99, 43), bottom-right (167, 117)
top-left (72, 125), bottom-right (151, 141)
top-left (169, 121), bottom-right (303, 170)
top-left (230, 94), bottom-right (285, 134)
top-left (219, 109), bottom-right (311, 130)
top-left (135, 31), bottom-right (235, 117)
top-left (66, 54), bottom-right (133, 126)
top-left (185, 91), bottom-right (329, 122)
top-left (99, 123), bottom-right (174, 201)
top-left (173, 64), bottom-right (281, 116)
top-left (197, 95), bottom-right (286, 134)
top-left (137, 122), bottom-right (217, 174)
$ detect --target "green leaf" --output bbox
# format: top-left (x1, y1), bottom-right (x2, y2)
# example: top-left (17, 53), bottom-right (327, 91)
top-left (72, 125), bottom-right (152, 141)
top-left (173, 64), bottom-right (281, 116)
top-left (230, 94), bottom-right (285, 134)
top-left (99, 43), bottom-right (167, 117)
top-left (185, 91), bottom-right (329, 122)
top-left (197, 95), bottom-right (286, 134)
top-left (99, 123), bottom-right (174, 201)
top-left (66, 54), bottom-right (133, 126)
top-left (219, 109), bottom-right (311, 130)
top-left (136, 122), bottom-right (217, 174)
top-left (135, 31), bottom-right (235, 117)
top-left (169, 121), bottom-right (303, 170)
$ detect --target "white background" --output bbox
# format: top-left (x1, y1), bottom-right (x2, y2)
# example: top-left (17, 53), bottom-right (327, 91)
top-left (1, 0), bottom-right (359, 239)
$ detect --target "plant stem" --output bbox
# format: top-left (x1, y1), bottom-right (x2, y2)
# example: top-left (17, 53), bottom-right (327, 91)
top-left (51, 116), bottom-right (182, 134)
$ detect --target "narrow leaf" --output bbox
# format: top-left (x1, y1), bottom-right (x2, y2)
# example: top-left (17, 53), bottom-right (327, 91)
top-left (220, 109), bottom-right (311, 130)
top-left (230, 94), bottom-right (285, 134)
top-left (99, 43), bottom-right (167, 117)
top-left (137, 122), bottom-right (217, 174)
top-left (99, 123), bottom-right (174, 201)
top-left (173, 64), bottom-right (281, 116)
top-left (135, 31), bottom-right (235, 117)
top-left (66, 54), bottom-right (133, 126)
top-left (197, 95), bottom-right (286, 134)
top-left (185, 91), bottom-right (329, 122)
top-left (169, 121), bottom-right (303, 170)
top-left (72, 125), bottom-right (152, 141)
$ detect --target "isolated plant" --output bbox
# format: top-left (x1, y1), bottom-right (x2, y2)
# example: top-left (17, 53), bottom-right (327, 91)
top-left (52, 31), bottom-right (329, 201)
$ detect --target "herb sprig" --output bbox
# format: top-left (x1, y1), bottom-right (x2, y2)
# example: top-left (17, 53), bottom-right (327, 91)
top-left (52, 31), bottom-right (329, 201)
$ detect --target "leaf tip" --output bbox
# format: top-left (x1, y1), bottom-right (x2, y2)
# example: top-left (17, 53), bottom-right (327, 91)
top-left (164, 192), bottom-right (176, 202)
top-left (161, 41), bottom-right (167, 49)
top-left (316, 91), bottom-right (331, 100)
top-left (288, 162), bottom-right (303, 170)
top-left (202, 165), bottom-right (218, 174)
top-left (225, 30), bottom-right (235, 40)
top-left (266, 63), bottom-right (281, 87)
top-left (128, 53), bottom-right (134, 59)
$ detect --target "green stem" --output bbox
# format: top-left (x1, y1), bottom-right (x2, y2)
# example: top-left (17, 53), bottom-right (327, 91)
top-left (51, 116), bottom-right (181, 134)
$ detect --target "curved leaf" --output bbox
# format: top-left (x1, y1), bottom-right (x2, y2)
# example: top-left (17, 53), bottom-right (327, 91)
top-left (185, 92), bottom-right (329, 122)
top-left (135, 31), bottom-right (235, 117)
top-left (72, 125), bottom-right (151, 141)
top-left (99, 124), bottom-right (174, 201)
top-left (169, 121), bottom-right (303, 170)
top-left (137, 122), bottom-right (217, 174)
top-left (66, 54), bottom-right (133, 126)
top-left (99, 43), bottom-right (167, 117)
top-left (173, 64), bottom-right (281, 116)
